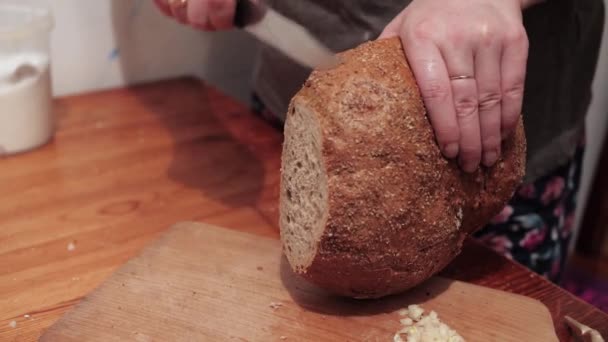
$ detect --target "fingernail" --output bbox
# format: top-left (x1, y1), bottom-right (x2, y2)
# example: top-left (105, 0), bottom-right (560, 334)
top-left (483, 150), bottom-right (498, 167)
top-left (443, 143), bottom-right (459, 158)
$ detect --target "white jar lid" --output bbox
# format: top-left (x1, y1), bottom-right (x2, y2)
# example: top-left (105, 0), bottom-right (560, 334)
top-left (0, 0), bottom-right (54, 40)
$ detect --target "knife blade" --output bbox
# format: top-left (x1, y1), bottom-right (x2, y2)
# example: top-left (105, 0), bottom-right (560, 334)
top-left (233, 0), bottom-right (339, 70)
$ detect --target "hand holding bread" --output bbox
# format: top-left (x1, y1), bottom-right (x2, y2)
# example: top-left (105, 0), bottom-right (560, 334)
top-left (380, 0), bottom-right (536, 172)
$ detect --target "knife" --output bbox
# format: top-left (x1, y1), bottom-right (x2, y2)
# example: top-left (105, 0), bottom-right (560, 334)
top-left (565, 316), bottom-right (605, 342)
top-left (233, 0), bottom-right (339, 70)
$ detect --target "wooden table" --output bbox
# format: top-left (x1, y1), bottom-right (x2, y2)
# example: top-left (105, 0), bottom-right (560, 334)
top-left (1, 78), bottom-right (606, 341)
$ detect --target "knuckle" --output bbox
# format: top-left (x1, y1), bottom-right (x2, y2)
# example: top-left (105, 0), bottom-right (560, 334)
top-left (454, 96), bottom-right (479, 119)
top-left (411, 19), bottom-right (439, 41)
top-left (501, 112), bottom-right (521, 136)
top-left (420, 81), bottom-right (450, 102)
top-left (502, 114), bottom-right (520, 129)
top-left (187, 11), bottom-right (206, 25)
top-left (434, 125), bottom-right (460, 143)
top-left (504, 27), bottom-right (528, 47)
top-left (447, 30), bottom-right (466, 46)
top-left (478, 26), bottom-right (497, 47)
top-left (460, 144), bottom-right (482, 160)
top-left (478, 91), bottom-right (502, 111)
top-left (480, 34), bottom-right (495, 48)
top-left (209, 0), bottom-right (230, 11)
top-left (482, 135), bottom-right (501, 150)
top-left (503, 83), bottom-right (524, 101)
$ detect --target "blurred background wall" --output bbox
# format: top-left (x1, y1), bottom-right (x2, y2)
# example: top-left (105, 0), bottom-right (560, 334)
top-left (50, 0), bottom-right (258, 103)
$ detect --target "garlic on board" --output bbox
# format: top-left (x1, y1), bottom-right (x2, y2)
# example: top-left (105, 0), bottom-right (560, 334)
top-left (393, 305), bottom-right (465, 342)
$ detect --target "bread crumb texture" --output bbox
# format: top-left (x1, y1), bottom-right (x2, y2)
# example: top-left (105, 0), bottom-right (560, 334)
top-left (269, 302), bottom-right (284, 310)
top-left (394, 305), bottom-right (465, 342)
top-left (280, 37), bottom-right (526, 298)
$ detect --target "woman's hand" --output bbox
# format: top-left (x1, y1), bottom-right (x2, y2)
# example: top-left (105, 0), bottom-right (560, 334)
top-left (154, 0), bottom-right (236, 31)
top-left (380, 0), bottom-right (534, 172)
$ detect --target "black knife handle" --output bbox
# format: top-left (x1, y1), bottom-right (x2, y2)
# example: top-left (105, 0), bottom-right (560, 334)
top-left (234, 0), bottom-right (266, 28)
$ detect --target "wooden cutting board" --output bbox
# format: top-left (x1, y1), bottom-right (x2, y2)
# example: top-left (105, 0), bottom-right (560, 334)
top-left (41, 222), bottom-right (558, 341)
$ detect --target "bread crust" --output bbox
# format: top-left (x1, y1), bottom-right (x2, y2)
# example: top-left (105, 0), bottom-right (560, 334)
top-left (282, 37), bottom-right (526, 298)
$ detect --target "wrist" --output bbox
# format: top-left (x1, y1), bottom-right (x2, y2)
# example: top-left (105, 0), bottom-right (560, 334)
top-left (519, 0), bottom-right (545, 9)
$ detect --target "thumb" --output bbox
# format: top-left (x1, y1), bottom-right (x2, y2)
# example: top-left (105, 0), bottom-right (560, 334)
top-left (378, 12), bottom-right (405, 39)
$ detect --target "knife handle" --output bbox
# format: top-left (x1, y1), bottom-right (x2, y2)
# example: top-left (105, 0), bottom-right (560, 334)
top-left (234, 0), bottom-right (266, 28)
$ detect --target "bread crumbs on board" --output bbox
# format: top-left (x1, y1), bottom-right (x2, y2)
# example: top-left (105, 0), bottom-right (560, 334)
top-left (394, 305), bottom-right (465, 342)
top-left (269, 302), bottom-right (283, 310)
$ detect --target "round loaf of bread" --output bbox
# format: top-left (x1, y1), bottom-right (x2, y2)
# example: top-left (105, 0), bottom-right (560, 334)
top-left (279, 37), bottom-right (526, 299)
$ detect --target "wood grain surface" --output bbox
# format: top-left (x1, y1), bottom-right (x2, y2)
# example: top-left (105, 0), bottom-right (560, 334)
top-left (0, 77), bottom-right (606, 341)
top-left (40, 222), bottom-right (559, 342)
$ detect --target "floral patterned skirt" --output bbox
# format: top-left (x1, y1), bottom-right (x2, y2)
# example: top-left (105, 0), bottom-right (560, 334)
top-left (474, 141), bottom-right (585, 283)
top-left (251, 94), bottom-right (585, 284)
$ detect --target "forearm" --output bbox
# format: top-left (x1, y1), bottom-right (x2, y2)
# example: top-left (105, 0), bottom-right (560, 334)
top-left (520, 0), bottom-right (546, 9)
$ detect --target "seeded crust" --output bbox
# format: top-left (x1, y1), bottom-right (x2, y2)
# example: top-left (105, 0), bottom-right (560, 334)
top-left (279, 37), bottom-right (526, 299)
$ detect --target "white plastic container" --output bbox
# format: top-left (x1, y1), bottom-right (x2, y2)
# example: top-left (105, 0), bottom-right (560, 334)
top-left (0, 0), bottom-right (54, 156)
